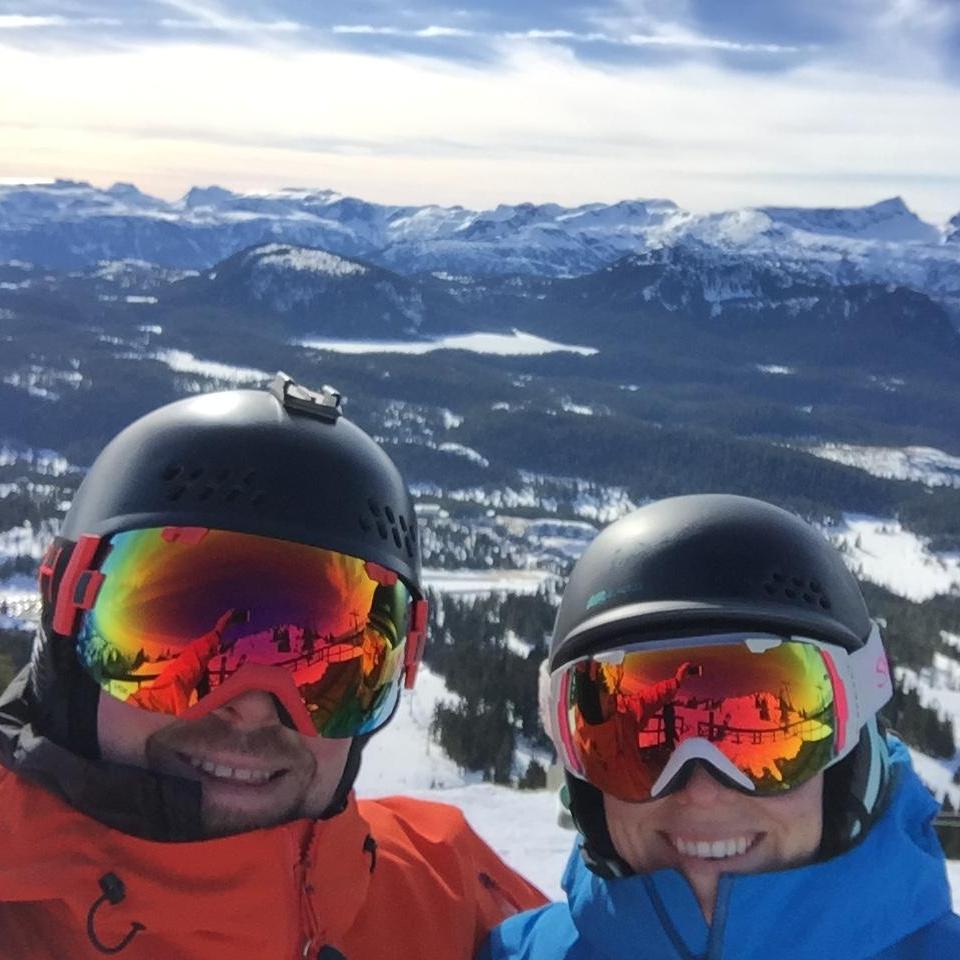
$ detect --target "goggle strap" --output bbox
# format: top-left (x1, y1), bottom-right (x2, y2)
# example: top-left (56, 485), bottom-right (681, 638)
top-left (38, 543), bottom-right (63, 603)
top-left (403, 598), bottom-right (429, 689)
top-left (848, 623), bottom-right (894, 720)
top-left (52, 534), bottom-right (105, 636)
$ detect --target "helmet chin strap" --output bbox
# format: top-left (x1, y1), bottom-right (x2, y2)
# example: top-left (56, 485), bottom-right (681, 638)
top-left (320, 734), bottom-right (369, 819)
top-left (264, 690), bottom-right (364, 819)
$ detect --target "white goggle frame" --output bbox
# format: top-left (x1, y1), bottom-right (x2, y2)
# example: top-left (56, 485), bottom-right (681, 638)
top-left (546, 623), bottom-right (892, 799)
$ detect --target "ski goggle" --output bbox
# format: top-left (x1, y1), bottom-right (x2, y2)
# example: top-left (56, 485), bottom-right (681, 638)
top-left (43, 527), bottom-right (428, 738)
top-left (548, 626), bottom-right (891, 802)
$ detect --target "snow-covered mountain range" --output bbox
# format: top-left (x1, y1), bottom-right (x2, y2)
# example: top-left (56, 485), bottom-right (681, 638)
top-left (2, 181), bottom-right (959, 314)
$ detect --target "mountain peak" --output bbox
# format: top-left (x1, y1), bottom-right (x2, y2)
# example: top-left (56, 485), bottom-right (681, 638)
top-left (183, 185), bottom-right (239, 208)
top-left (759, 196), bottom-right (938, 244)
top-left (243, 242), bottom-right (369, 278)
top-left (870, 196), bottom-right (910, 214)
top-left (946, 212), bottom-right (960, 244)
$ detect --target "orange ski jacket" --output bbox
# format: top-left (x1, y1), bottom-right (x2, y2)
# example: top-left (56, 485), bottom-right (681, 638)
top-left (0, 767), bottom-right (546, 959)
top-left (0, 670), bottom-right (546, 959)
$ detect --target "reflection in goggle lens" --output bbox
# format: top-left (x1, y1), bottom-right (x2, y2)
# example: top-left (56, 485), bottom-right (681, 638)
top-left (75, 527), bottom-right (412, 737)
top-left (562, 640), bottom-right (838, 800)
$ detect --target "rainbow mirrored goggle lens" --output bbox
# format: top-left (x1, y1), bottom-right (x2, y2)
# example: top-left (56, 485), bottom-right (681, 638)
top-left (550, 628), bottom-right (891, 802)
top-left (69, 527), bottom-right (423, 738)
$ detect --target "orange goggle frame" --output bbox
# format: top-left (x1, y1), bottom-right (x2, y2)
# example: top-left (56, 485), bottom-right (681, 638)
top-left (41, 527), bottom-right (428, 738)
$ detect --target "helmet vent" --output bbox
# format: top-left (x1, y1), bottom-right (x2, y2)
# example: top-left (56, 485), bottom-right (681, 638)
top-left (160, 462), bottom-right (266, 509)
top-left (763, 571), bottom-right (831, 610)
top-left (360, 501), bottom-right (416, 558)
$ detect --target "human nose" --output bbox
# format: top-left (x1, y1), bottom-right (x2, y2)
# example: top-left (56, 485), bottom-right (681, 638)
top-left (673, 763), bottom-right (730, 807)
top-left (213, 688), bottom-right (282, 730)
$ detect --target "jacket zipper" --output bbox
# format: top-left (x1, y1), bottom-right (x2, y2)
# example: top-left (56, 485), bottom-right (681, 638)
top-left (289, 835), bottom-right (322, 960)
top-left (706, 875), bottom-right (733, 960)
top-left (290, 827), bottom-right (324, 959)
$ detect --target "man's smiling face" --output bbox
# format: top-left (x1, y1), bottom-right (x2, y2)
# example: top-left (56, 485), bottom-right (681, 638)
top-left (98, 687), bottom-right (352, 837)
top-left (604, 763), bottom-right (824, 921)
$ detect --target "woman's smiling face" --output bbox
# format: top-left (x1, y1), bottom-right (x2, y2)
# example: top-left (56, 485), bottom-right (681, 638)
top-left (604, 764), bottom-right (824, 922)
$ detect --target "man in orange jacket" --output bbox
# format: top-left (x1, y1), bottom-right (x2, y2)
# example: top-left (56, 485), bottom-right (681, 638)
top-left (0, 375), bottom-right (545, 959)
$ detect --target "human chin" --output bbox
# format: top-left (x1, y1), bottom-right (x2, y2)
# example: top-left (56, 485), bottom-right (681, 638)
top-left (143, 714), bottom-right (322, 837)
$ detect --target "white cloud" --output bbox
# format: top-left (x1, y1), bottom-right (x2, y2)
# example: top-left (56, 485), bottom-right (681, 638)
top-left (0, 15), bottom-right (67, 29)
top-left (0, 14), bottom-right (121, 30)
top-left (334, 23), bottom-right (802, 54)
top-left (158, 0), bottom-right (302, 34)
top-left (0, 37), bottom-right (957, 220)
top-left (621, 31), bottom-right (803, 53)
top-left (331, 25), bottom-right (395, 35)
top-left (332, 24), bottom-right (474, 38)
top-left (416, 26), bottom-right (472, 38)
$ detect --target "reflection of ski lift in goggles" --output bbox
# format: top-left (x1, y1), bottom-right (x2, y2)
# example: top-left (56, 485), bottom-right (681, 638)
top-left (43, 527), bottom-right (428, 738)
top-left (547, 626), bottom-right (892, 802)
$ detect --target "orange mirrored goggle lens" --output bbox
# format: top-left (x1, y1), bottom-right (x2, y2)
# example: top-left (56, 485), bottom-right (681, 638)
top-left (557, 639), bottom-right (840, 801)
top-left (74, 527), bottom-right (414, 737)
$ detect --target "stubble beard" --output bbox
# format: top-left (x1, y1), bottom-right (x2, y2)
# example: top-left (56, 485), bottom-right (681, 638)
top-left (144, 713), bottom-right (319, 838)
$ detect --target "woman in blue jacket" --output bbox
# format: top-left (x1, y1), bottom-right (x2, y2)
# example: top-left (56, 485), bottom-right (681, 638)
top-left (483, 495), bottom-right (960, 960)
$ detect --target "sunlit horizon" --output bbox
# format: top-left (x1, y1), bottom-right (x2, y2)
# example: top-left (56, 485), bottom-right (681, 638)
top-left (1, 2), bottom-right (958, 222)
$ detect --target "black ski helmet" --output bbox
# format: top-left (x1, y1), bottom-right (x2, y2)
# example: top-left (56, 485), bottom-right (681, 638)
top-left (32, 374), bottom-right (425, 822)
top-left (549, 494), bottom-right (891, 872)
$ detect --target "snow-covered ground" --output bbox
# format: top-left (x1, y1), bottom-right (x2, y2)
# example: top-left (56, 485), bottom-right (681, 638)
top-left (357, 665), bottom-right (477, 795)
top-left (0, 574), bottom-right (39, 630)
top-left (828, 514), bottom-right (960, 601)
top-left (299, 330), bottom-right (598, 357)
top-left (149, 349), bottom-right (272, 385)
top-left (0, 523), bottom-right (54, 562)
top-left (808, 444), bottom-right (960, 488)
top-left (422, 568), bottom-right (559, 595)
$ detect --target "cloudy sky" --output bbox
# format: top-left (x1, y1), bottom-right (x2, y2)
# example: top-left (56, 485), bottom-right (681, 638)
top-left (1, 0), bottom-right (959, 220)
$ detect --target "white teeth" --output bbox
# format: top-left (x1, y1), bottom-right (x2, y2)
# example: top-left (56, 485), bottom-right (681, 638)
top-left (186, 756), bottom-right (272, 784)
top-left (674, 836), bottom-right (753, 860)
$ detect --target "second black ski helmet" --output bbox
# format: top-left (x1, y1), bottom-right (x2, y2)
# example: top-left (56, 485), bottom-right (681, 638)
top-left (548, 494), bottom-right (891, 872)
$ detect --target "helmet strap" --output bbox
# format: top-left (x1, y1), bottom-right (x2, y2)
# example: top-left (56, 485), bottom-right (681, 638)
top-left (319, 733), bottom-right (370, 819)
top-left (566, 774), bottom-right (634, 879)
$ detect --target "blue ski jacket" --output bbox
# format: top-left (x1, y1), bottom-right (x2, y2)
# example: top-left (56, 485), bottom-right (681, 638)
top-left (481, 742), bottom-right (960, 960)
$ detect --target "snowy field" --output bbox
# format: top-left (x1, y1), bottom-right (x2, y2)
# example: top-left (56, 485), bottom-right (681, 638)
top-left (828, 514), bottom-right (960, 602)
top-left (422, 568), bottom-right (559, 595)
top-left (357, 664), bottom-right (571, 900)
top-left (299, 329), bottom-right (598, 357)
top-left (808, 443), bottom-right (960, 489)
top-left (151, 349), bottom-right (271, 385)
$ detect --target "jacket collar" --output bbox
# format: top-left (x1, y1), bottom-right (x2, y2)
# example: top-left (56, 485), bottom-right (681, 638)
top-left (564, 744), bottom-right (952, 960)
top-left (1, 667), bottom-right (206, 840)
top-left (0, 764), bottom-right (374, 951)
